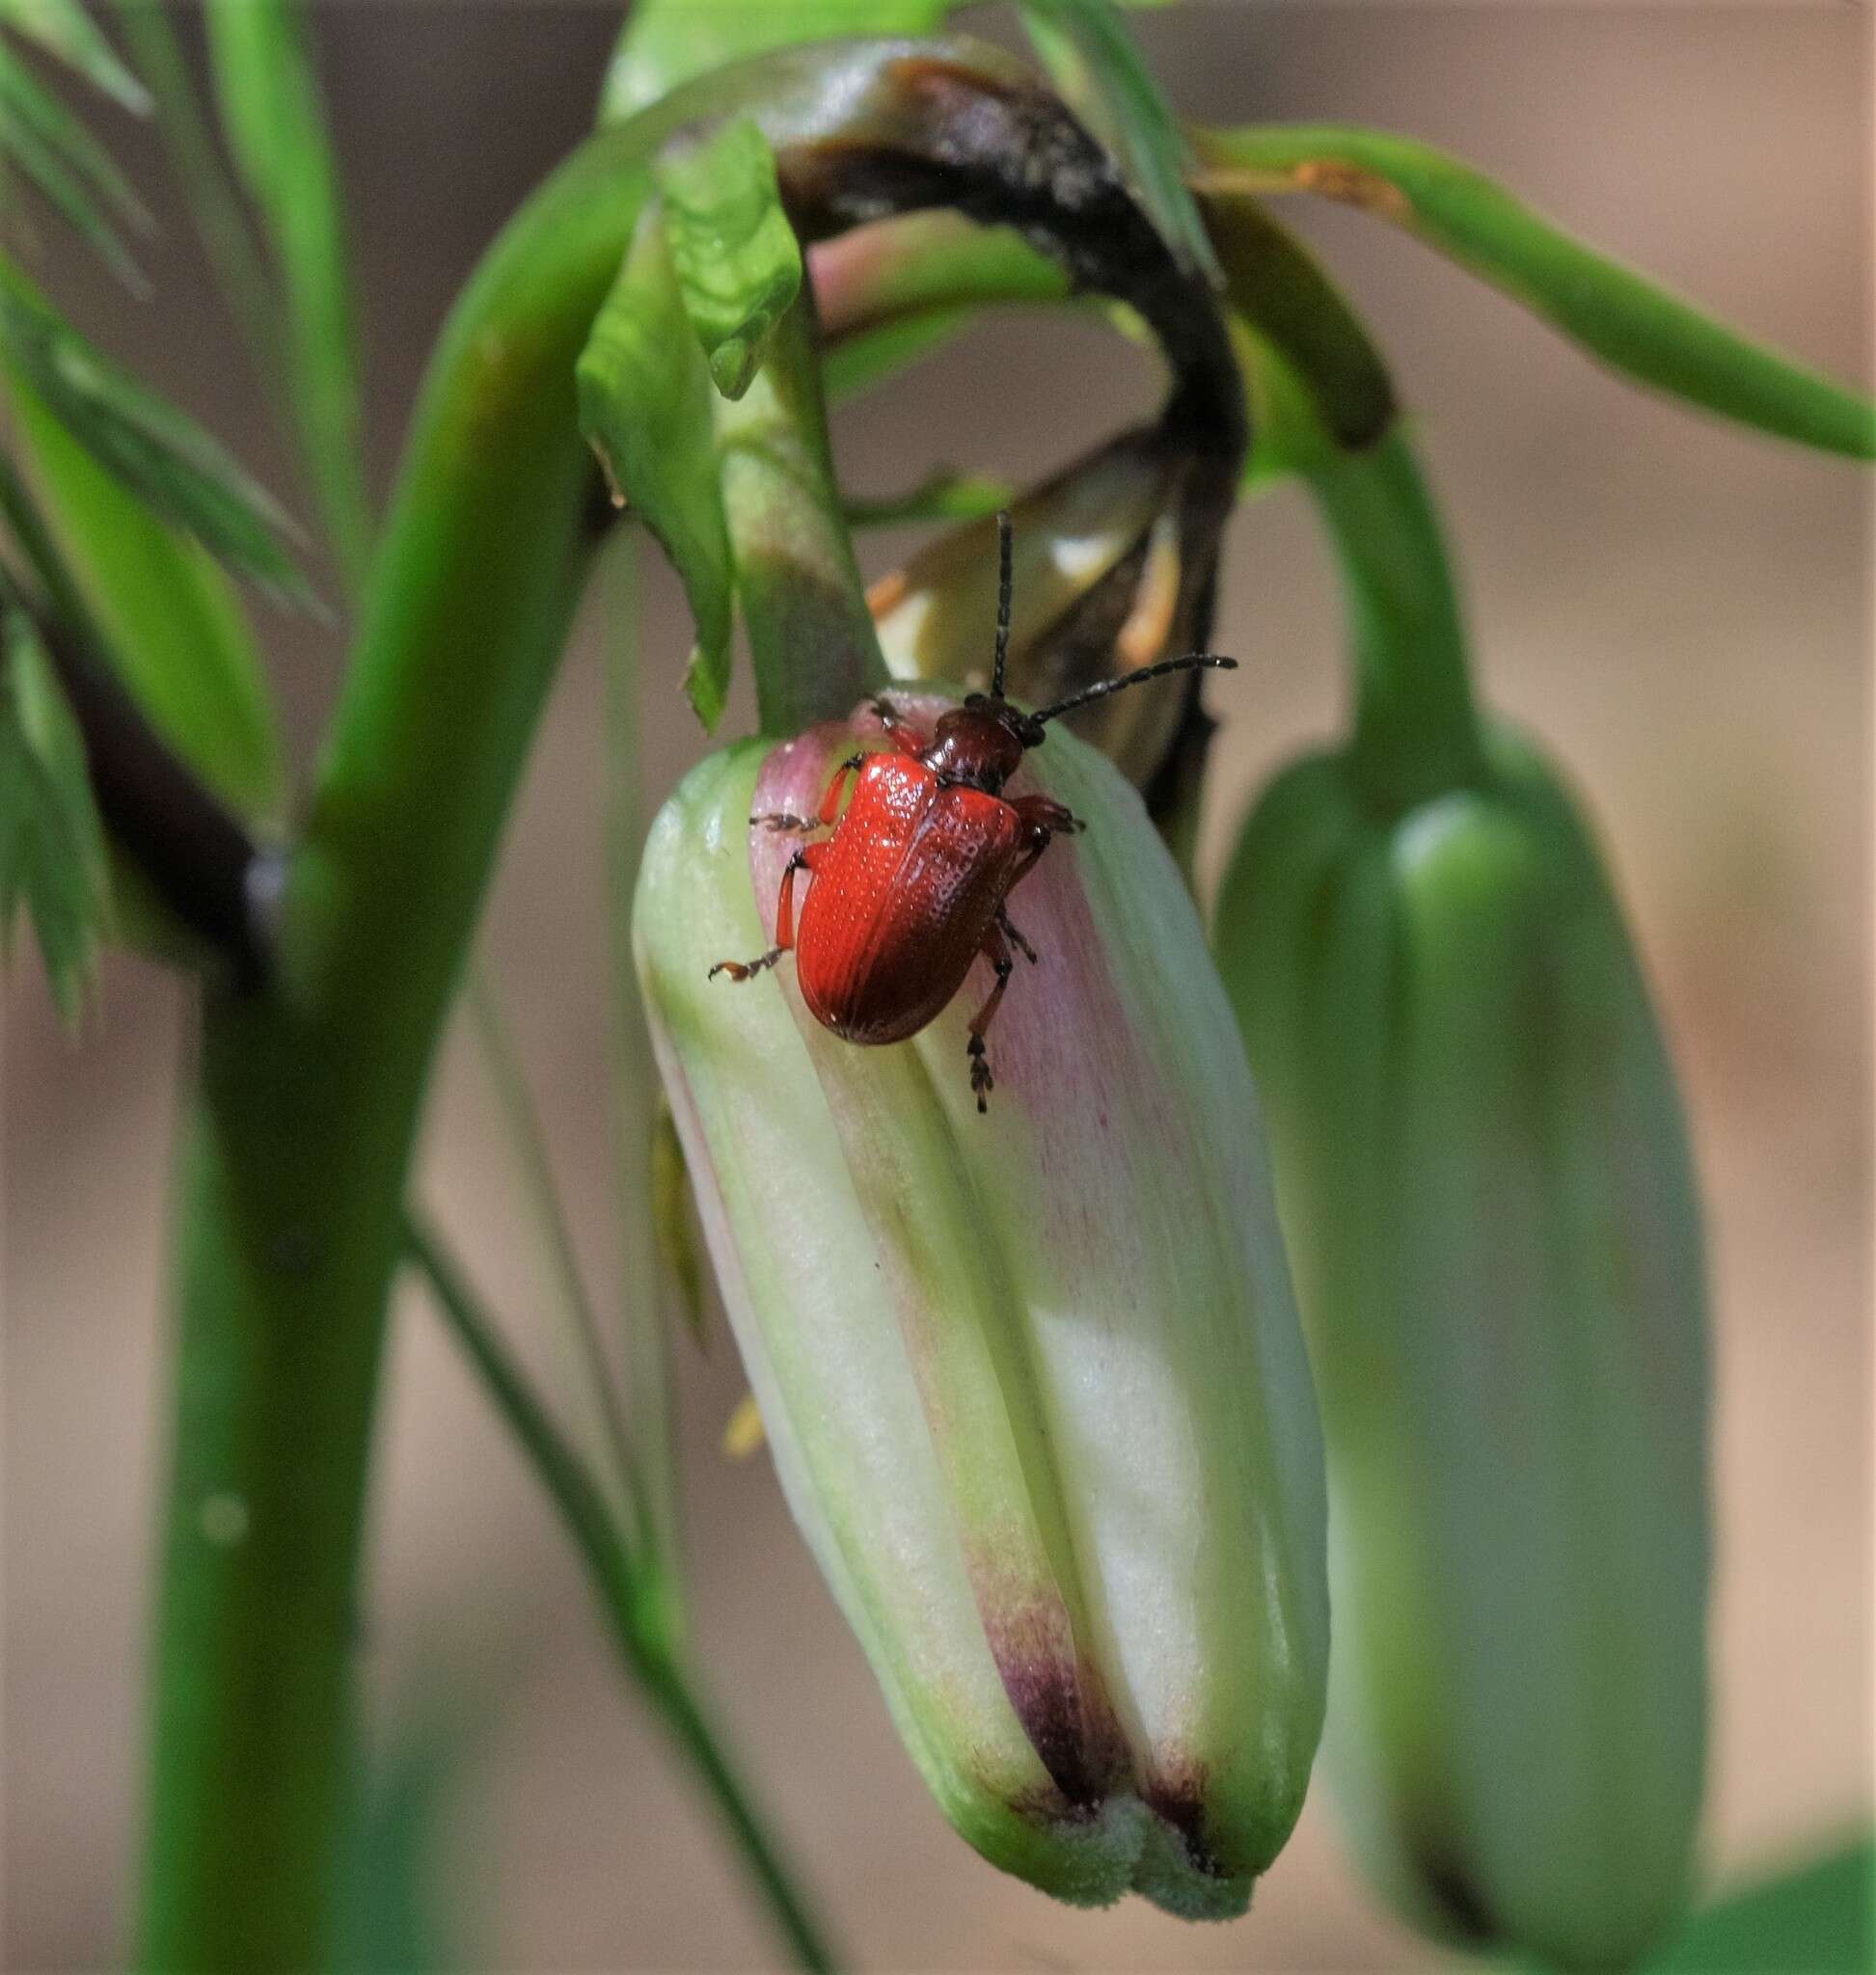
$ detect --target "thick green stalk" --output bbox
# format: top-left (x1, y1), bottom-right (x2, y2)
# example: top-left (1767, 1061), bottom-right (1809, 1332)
top-left (1305, 429), bottom-right (1487, 813)
top-left (139, 121), bottom-right (664, 1973)
top-left (713, 288), bottom-right (886, 735)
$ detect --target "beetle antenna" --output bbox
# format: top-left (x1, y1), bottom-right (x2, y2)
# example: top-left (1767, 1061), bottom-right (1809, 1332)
top-left (1031, 653), bottom-right (1237, 726)
top-left (991, 510), bottom-right (1014, 699)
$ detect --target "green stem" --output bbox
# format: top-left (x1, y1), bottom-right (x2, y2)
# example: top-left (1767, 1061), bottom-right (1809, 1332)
top-left (603, 534), bottom-right (686, 1617)
top-left (465, 963), bottom-right (644, 1539)
top-left (713, 287), bottom-right (887, 735)
top-left (405, 1218), bottom-right (834, 1973)
top-left (138, 116), bottom-right (666, 1973)
top-left (1304, 428), bottom-right (1488, 813)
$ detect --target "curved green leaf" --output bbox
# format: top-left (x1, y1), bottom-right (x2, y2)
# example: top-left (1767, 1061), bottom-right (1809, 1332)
top-left (0, 0), bottom-right (147, 111)
top-left (0, 254), bottom-right (312, 604)
top-left (0, 604), bottom-right (112, 1019)
top-left (1202, 192), bottom-right (1395, 483)
top-left (576, 203), bottom-right (734, 727)
top-left (600, 0), bottom-right (956, 124)
top-left (1644, 1837), bottom-right (1873, 1974)
top-left (844, 466), bottom-right (1012, 527)
top-left (656, 116), bottom-right (802, 401)
top-left (1195, 122), bottom-right (1876, 460)
top-left (9, 375), bottom-right (285, 817)
top-left (1020, 0), bottom-right (1220, 287)
top-left (204, 0), bottom-right (371, 596)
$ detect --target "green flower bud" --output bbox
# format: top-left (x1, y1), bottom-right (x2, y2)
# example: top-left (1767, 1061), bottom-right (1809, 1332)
top-left (1216, 724), bottom-right (1709, 1968)
top-left (636, 694), bottom-right (1327, 1915)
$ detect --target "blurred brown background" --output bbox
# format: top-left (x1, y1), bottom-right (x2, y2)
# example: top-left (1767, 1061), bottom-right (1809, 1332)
top-left (4, 4), bottom-right (1871, 1969)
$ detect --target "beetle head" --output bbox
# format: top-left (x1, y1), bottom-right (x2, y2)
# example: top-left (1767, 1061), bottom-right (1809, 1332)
top-left (917, 510), bottom-right (1238, 794)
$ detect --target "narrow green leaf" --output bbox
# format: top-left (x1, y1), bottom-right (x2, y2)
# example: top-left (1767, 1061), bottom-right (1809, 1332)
top-left (0, 43), bottom-right (150, 287)
top-left (1204, 192), bottom-right (1395, 467)
top-left (1196, 123), bottom-right (1876, 460)
top-left (337, 1686), bottom-right (470, 1975)
top-left (1644, 1837), bottom-right (1873, 1974)
top-left (600, 0), bottom-right (955, 124)
top-left (109, 0), bottom-right (287, 406)
top-left (844, 466), bottom-right (1013, 528)
top-left (576, 203), bottom-right (735, 729)
top-left (1019, 0), bottom-right (1222, 288)
top-left (0, 606), bottom-right (112, 1019)
top-left (825, 306), bottom-right (970, 402)
top-left (0, 0), bottom-right (147, 112)
top-left (467, 964), bottom-right (644, 1540)
top-left (9, 375), bottom-right (285, 817)
top-left (203, 0), bottom-right (371, 596)
top-left (602, 535), bottom-right (688, 1610)
top-left (656, 117), bottom-right (802, 402)
top-left (0, 255), bottom-right (312, 604)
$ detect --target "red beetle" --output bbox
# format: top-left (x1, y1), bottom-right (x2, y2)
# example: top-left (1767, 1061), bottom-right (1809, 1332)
top-left (712, 515), bottom-right (1235, 1110)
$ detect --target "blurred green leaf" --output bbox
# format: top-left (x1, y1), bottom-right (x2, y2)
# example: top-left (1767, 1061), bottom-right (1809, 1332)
top-left (109, 0), bottom-right (288, 411)
top-left (600, 0), bottom-right (955, 123)
top-left (1203, 193), bottom-right (1395, 482)
top-left (602, 535), bottom-right (687, 1608)
top-left (1196, 123), bottom-right (1876, 460)
top-left (0, 0), bottom-right (147, 111)
top-left (0, 604), bottom-right (112, 1020)
top-left (824, 306), bottom-right (971, 401)
top-left (813, 210), bottom-right (1073, 399)
top-left (9, 374), bottom-right (285, 817)
top-left (1644, 1838), bottom-right (1874, 1973)
top-left (203, 0), bottom-right (371, 596)
top-left (0, 42), bottom-right (150, 287)
top-left (844, 465), bottom-right (1013, 528)
top-left (656, 117), bottom-right (802, 401)
top-left (577, 203), bottom-right (735, 729)
top-left (0, 255), bottom-right (312, 604)
top-left (1019, 0), bottom-right (1221, 288)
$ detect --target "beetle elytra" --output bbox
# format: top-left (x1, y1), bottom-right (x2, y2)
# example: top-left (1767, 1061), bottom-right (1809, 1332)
top-left (711, 514), bottom-right (1236, 1110)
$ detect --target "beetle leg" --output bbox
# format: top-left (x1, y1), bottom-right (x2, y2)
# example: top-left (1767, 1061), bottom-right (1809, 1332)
top-left (751, 754), bottom-right (866, 837)
top-left (709, 846), bottom-right (818, 982)
top-left (817, 754), bottom-right (866, 825)
top-left (965, 923), bottom-right (1018, 1114)
top-left (998, 907), bottom-right (1039, 967)
top-left (1010, 793), bottom-right (1084, 838)
top-left (869, 697), bottom-right (929, 755)
top-left (1005, 821), bottom-right (1056, 895)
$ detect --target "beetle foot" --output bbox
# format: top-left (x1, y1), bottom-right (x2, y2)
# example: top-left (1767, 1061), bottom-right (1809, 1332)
top-left (967, 1034), bottom-right (993, 1113)
top-left (1002, 917), bottom-right (1039, 965)
top-left (750, 811), bottom-right (815, 833)
top-left (709, 949), bottom-right (782, 982)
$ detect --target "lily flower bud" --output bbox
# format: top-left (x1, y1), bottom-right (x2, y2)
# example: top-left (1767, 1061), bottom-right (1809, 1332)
top-left (636, 693), bottom-right (1328, 1915)
top-left (1216, 723), bottom-right (1709, 1969)
top-left (868, 426), bottom-right (1234, 789)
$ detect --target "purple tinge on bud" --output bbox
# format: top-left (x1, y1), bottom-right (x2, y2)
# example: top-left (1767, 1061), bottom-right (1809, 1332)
top-left (635, 694), bottom-right (1327, 1914)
